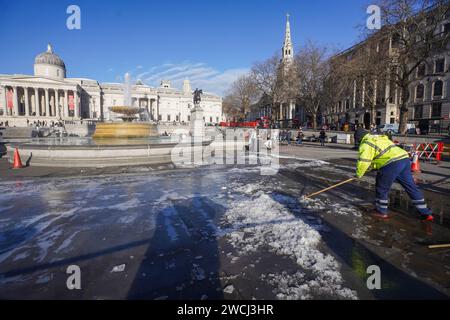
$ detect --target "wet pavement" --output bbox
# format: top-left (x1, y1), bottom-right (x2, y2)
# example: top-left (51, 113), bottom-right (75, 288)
top-left (0, 153), bottom-right (449, 300)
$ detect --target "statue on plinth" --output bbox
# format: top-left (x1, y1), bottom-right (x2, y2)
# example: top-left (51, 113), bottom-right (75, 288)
top-left (193, 88), bottom-right (203, 106)
top-left (190, 88), bottom-right (205, 139)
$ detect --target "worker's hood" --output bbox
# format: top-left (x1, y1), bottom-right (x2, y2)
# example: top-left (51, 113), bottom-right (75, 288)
top-left (357, 129), bottom-right (370, 140)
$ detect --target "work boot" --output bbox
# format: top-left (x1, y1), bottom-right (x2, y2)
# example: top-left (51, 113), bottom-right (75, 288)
top-left (369, 210), bottom-right (390, 220)
top-left (420, 214), bottom-right (434, 222)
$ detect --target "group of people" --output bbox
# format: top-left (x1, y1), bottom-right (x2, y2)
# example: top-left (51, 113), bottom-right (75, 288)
top-left (275, 127), bottom-right (330, 147)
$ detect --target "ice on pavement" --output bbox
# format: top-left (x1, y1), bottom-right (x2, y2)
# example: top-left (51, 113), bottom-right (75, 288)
top-left (0, 158), bottom-right (360, 299)
top-left (222, 193), bottom-right (358, 300)
top-left (111, 264), bottom-right (126, 273)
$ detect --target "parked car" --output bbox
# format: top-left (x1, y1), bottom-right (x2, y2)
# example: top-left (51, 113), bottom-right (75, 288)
top-left (377, 123), bottom-right (416, 134)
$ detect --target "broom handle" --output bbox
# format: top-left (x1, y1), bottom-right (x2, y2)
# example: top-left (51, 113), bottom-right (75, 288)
top-left (428, 244), bottom-right (450, 249)
top-left (304, 178), bottom-right (356, 199)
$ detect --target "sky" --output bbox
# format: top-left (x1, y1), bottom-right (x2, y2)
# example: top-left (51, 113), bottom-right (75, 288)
top-left (0, 0), bottom-right (372, 95)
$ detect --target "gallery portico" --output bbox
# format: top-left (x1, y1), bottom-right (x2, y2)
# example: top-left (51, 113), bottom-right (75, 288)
top-left (1, 82), bottom-right (80, 119)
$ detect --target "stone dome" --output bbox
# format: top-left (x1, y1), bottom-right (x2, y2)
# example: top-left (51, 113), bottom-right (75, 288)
top-left (34, 44), bottom-right (66, 68)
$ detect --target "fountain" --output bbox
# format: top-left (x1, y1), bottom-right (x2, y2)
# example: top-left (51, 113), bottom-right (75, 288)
top-left (7, 84), bottom-right (219, 168)
top-left (93, 73), bottom-right (158, 139)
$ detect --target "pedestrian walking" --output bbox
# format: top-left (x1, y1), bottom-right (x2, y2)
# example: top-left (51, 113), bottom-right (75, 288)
top-left (319, 129), bottom-right (327, 147)
top-left (296, 128), bottom-right (304, 145)
top-left (286, 130), bottom-right (292, 145)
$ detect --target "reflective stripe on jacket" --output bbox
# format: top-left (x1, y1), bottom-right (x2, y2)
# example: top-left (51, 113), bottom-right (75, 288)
top-left (356, 134), bottom-right (409, 178)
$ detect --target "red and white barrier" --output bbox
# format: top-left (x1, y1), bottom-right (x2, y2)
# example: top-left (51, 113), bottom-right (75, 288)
top-left (407, 143), bottom-right (444, 162)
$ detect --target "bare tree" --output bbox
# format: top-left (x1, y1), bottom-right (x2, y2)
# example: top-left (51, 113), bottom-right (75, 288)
top-left (221, 75), bottom-right (259, 121)
top-left (222, 93), bottom-right (240, 121)
top-left (232, 75), bottom-right (259, 120)
top-left (250, 54), bottom-right (287, 113)
top-left (368, 0), bottom-right (450, 133)
top-left (293, 42), bottom-right (331, 129)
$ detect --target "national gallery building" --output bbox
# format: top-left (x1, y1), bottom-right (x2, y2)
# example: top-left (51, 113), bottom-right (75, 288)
top-left (0, 44), bottom-right (223, 126)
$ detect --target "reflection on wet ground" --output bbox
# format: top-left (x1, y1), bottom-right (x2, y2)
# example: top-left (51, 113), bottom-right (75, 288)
top-left (0, 156), bottom-right (449, 300)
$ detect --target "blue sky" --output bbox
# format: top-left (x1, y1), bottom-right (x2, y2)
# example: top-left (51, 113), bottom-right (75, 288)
top-left (0, 0), bottom-right (371, 94)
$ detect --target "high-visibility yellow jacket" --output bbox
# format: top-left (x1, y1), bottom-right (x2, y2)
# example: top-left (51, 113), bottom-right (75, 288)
top-left (356, 134), bottom-right (410, 178)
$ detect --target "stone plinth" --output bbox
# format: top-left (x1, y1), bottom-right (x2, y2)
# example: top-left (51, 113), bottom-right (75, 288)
top-left (190, 104), bottom-right (205, 140)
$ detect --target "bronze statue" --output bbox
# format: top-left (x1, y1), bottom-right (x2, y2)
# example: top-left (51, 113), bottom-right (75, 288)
top-left (193, 88), bottom-right (203, 105)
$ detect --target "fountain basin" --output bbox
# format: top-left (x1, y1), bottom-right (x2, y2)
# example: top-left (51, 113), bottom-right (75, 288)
top-left (7, 137), bottom-right (212, 167)
top-left (93, 122), bottom-right (158, 139)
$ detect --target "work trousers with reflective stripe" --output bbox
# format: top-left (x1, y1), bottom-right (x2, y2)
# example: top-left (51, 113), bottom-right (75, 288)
top-left (375, 158), bottom-right (431, 215)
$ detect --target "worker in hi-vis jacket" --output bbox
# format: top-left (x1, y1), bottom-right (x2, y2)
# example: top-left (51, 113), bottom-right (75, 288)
top-left (355, 131), bottom-right (433, 221)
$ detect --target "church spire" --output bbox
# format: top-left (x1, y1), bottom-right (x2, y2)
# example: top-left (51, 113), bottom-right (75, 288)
top-left (282, 13), bottom-right (294, 62)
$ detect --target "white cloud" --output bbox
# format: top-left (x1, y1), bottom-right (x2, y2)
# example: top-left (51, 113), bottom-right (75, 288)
top-left (128, 62), bottom-right (249, 96)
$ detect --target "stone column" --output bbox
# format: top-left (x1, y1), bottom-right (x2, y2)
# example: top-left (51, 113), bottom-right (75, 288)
top-left (53, 90), bottom-right (57, 117)
top-left (156, 97), bottom-right (160, 121)
top-left (150, 99), bottom-right (155, 120)
top-left (45, 88), bottom-right (50, 117)
top-left (12, 86), bottom-right (19, 116)
top-left (35, 88), bottom-right (40, 116)
top-left (2, 86), bottom-right (7, 116)
top-left (24, 87), bottom-right (30, 117)
top-left (64, 90), bottom-right (68, 118)
top-left (74, 91), bottom-right (79, 118)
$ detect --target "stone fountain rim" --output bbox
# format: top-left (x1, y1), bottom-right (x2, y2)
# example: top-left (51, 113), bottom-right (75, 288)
top-left (8, 140), bottom-right (211, 150)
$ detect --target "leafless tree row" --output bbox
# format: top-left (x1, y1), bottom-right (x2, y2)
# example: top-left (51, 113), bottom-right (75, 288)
top-left (223, 0), bottom-right (449, 133)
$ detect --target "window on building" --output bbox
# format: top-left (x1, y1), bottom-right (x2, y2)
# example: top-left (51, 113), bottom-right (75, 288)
top-left (433, 80), bottom-right (443, 97)
top-left (444, 23), bottom-right (450, 34)
top-left (158, 114), bottom-right (162, 121)
top-left (57, 69), bottom-right (60, 77)
top-left (167, 115), bottom-right (171, 121)
top-left (216, 117), bottom-right (219, 123)
top-left (390, 111), bottom-right (394, 116)
top-left (188, 115), bottom-right (191, 121)
top-left (377, 111), bottom-right (382, 117)
top-left (414, 105), bottom-right (423, 119)
top-left (417, 64), bottom-right (426, 78)
top-left (435, 58), bottom-right (445, 73)
top-left (176, 115), bottom-right (179, 122)
top-left (390, 118), bottom-right (395, 124)
top-left (431, 103), bottom-right (442, 118)
top-left (345, 99), bottom-right (350, 110)
top-left (210, 117), bottom-right (213, 123)
top-left (416, 84), bottom-right (424, 99)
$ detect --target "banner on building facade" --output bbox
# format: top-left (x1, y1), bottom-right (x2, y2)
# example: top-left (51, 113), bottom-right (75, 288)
top-left (6, 89), bottom-right (13, 110)
top-left (68, 94), bottom-right (74, 111)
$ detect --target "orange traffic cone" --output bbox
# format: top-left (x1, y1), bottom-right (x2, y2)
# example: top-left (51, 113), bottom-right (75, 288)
top-left (12, 148), bottom-right (24, 169)
top-left (411, 152), bottom-right (421, 173)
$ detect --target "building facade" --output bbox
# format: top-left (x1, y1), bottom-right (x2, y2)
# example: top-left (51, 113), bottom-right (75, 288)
top-left (0, 44), bottom-right (223, 127)
top-left (324, 10), bottom-right (450, 133)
